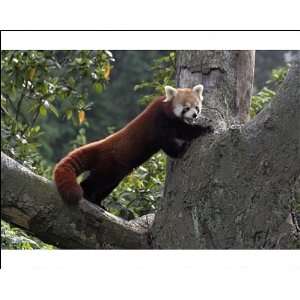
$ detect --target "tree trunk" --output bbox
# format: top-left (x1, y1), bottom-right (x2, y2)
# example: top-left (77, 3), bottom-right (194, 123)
top-left (150, 51), bottom-right (300, 249)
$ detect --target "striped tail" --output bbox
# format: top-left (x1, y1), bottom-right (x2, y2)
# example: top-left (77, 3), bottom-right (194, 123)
top-left (53, 150), bottom-right (87, 204)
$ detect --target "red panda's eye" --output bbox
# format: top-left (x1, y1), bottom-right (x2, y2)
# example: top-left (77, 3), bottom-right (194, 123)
top-left (182, 107), bottom-right (189, 113)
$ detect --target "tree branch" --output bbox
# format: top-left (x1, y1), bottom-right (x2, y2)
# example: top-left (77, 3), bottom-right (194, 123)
top-left (1, 152), bottom-right (152, 249)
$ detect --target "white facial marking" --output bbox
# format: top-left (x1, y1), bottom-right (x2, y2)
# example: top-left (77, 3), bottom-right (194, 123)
top-left (185, 107), bottom-right (197, 119)
top-left (181, 104), bottom-right (203, 124)
top-left (173, 104), bottom-right (183, 117)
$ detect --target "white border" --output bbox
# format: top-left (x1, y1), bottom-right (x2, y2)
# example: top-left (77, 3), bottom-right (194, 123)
top-left (2, 31), bottom-right (300, 50)
top-left (1, 250), bottom-right (300, 300)
top-left (1, 0), bottom-right (300, 30)
top-left (1, 29), bottom-right (300, 299)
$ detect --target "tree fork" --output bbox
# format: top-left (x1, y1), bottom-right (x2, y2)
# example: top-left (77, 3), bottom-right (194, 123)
top-left (151, 51), bottom-right (299, 249)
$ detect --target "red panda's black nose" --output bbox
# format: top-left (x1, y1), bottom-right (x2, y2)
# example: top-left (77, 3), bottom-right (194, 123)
top-left (192, 113), bottom-right (197, 118)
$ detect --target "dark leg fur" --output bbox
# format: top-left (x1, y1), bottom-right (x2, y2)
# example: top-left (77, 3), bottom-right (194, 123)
top-left (176, 124), bottom-right (214, 141)
top-left (162, 138), bottom-right (191, 158)
top-left (80, 173), bottom-right (100, 205)
top-left (80, 172), bottom-right (119, 208)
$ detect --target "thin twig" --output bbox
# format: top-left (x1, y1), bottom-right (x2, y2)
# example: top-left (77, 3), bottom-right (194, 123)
top-left (15, 80), bottom-right (28, 123)
top-left (5, 93), bottom-right (30, 126)
top-left (20, 102), bottom-right (43, 136)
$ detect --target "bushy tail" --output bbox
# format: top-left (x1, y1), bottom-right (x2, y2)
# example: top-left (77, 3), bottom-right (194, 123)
top-left (54, 151), bottom-right (87, 204)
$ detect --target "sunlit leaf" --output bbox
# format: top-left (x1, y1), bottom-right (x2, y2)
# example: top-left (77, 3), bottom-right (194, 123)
top-left (28, 67), bottom-right (36, 81)
top-left (75, 58), bottom-right (83, 65)
top-left (42, 100), bottom-right (50, 108)
top-left (48, 103), bottom-right (59, 118)
top-left (78, 110), bottom-right (85, 124)
top-left (103, 64), bottom-right (111, 80)
top-left (66, 110), bottom-right (73, 120)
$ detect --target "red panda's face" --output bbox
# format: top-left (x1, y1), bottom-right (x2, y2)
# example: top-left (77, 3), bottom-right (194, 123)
top-left (164, 84), bottom-right (204, 124)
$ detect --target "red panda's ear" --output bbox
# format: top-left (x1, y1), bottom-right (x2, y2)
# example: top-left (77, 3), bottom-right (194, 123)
top-left (163, 86), bottom-right (177, 102)
top-left (193, 84), bottom-right (204, 100)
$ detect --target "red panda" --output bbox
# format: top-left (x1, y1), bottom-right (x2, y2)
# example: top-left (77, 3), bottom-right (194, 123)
top-left (54, 84), bottom-right (213, 207)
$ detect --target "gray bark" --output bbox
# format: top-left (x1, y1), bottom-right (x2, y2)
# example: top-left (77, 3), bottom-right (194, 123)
top-left (151, 51), bottom-right (300, 249)
top-left (176, 51), bottom-right (255, 128)
top-left (1, 152), bottom-right (152, 249)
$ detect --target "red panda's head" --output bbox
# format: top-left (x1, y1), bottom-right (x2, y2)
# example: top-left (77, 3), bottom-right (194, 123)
top-left (163, 84), bottom-right (204, 124)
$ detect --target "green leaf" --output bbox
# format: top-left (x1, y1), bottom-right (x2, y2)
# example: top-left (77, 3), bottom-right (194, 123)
top-left (93, 82), bottom-right (103, 94)
top-left (75, 58), bottom-right (83, 65)
top-left (39, 105), bottom-right (47, 117)
top-left (66, 110), bottom-right (73, 120)
top-left (48, 103), bottom-right (59, 118)
top-left (10, 86), bottom-right (17, 101)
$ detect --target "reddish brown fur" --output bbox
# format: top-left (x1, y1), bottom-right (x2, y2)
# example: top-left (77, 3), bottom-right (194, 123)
top-left (54, 95), bottom-right (213, 207)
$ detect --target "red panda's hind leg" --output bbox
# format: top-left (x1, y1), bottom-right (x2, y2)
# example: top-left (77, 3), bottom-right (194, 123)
top-left (80, 172), bottom-right (119, 209)
top-left (80, 172), bottom-right (101, 205)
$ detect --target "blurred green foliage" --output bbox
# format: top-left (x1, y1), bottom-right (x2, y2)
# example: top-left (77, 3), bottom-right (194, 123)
top-left (250, 66), bottom-right (288, 117)
top-left (134, 51), bottom-right (176, 105)
top-left (1, 50), bottom-right (113, 249)
top-left (104, 152), bottom-right (167, 219)
top-left (85, 51), bottom-right (169, 140)
top-left (254, 50), bottom-right (298, 90)
top-left (1, 50), bottom-right (113, 177)
top-left (1, 220), bottom-right (55, 249)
